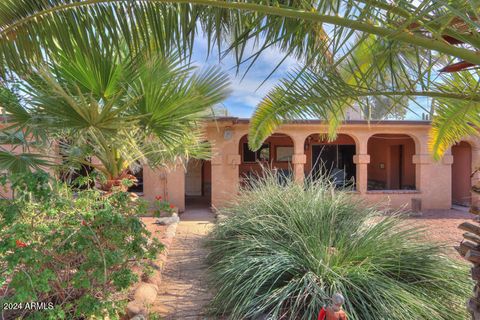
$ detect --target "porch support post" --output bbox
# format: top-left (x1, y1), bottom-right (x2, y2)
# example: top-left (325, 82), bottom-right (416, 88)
top-left (292, 154), bottom-right (307, 183)
top-left (412, 154), bottom-right (432, 192)
top-left (353, 137), bottom-right (369, 194)
top-left (353, 154), bottom-right (370, 194)
top-left (291, 135), bottom-right (307, 183)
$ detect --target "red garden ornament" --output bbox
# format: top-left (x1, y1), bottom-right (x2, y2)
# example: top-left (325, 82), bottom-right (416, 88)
top-left (318, 293), bottom-right (347, 320)
top-left (15, 240), bottom-right (27, 248)
top-left (318, 307), bottom-right (326, 320)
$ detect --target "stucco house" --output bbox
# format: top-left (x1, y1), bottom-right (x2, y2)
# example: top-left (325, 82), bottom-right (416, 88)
top-left (141, 117), bottom-right (480, 213)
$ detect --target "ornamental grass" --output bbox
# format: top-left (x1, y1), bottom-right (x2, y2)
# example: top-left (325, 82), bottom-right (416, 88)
top-left (206, 171), bottom-right (470, 319)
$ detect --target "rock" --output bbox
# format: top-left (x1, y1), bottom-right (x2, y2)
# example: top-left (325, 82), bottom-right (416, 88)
top-left (126, 301), bottom-right (147, 318)
top-left (164, 223), bottom-right (177, 237)
top-left (133, 283), bottom-right (158, 305)
top-left (130, 315), bottom-right (147, 320)
top-left (155, 214), bottom-right (180, 225)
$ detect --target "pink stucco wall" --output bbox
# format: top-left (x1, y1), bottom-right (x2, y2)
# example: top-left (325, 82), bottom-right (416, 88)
top-left (157, 119), bottom-right (479, 211)
top-left (367, 134), bottom-right (416, 190)
top-left (4, 120), bottom-right (477, 213)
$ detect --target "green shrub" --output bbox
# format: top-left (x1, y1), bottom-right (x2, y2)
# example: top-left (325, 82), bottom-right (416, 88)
top-left (0, 172), bottom-right (162, 319)
top-left (206, 173), bottom-right (470, 319)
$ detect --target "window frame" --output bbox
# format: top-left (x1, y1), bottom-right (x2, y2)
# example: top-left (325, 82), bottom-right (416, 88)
top-left (242, 142), bottom-right (270, 163)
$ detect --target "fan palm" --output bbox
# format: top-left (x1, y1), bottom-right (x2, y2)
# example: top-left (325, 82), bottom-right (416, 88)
top-left (0, 38), bottom-right (230, 188)
top-left (0, 1), bottom-right (479, 157)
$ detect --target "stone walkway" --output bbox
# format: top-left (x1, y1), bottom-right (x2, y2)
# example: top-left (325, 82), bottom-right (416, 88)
top-left (152, 201), bottom-right (216, 319)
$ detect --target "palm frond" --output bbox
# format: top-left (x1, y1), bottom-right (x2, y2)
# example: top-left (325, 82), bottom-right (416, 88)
top-left (1, 0), bottom-right (480, 77)
top-left (249, 66), bottom-right (480, 150)
top-left (429, 71), bottom-right (480, 159)
top-left (131, 56), bottom-right (230, 147)
top-left (3, 37), bottom-right (230, 178)
top-left (0, 150), bottom-right (53, 174)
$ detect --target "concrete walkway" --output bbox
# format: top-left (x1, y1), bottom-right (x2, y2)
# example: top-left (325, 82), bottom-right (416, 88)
top-left (152, 199), bottom-right (215, 319)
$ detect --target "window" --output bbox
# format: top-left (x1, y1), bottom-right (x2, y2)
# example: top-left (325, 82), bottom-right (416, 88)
top-left (276, 146), bottom-right (294, 162)
top-left (242, 143), bottom-right (270, 163)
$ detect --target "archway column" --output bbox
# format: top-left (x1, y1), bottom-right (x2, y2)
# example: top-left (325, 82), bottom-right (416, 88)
top-left (412, 154), bottom-right (432, 192)
top-left (292, 154), bottom-right (306, 183)
top-left (353, 137), bottom-right (369, 194)
top-left (468, 140), bottom-right (480, 210)
top-left (210, 153), bottom-right (240, 208)
top-left (292, 134), bottom-right (307, 183)
top-left (353, 154), bottom-right (370, 194)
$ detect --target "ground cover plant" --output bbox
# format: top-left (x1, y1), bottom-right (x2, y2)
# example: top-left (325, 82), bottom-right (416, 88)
top-left (0, 172), bottom-right (162, 319)
top-left (206, 173), bottom-right (471, 319)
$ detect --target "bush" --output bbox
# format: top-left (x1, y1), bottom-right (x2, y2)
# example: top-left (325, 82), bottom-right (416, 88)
top-left (0, 172), bottom-right (162, 319)
top-left (206, 173), bottom-right (471, 320)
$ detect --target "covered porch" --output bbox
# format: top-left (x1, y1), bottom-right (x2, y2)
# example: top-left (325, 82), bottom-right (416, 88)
top-left (142, 119), bottom-right (480, 212)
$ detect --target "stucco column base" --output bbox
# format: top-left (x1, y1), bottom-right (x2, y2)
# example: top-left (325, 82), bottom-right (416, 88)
top-left (292, 154), bottom-right (307, 183)
top-left (353, 154), bottom-right (370, 194)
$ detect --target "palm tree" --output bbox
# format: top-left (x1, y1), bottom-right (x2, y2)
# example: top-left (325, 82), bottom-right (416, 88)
top-left (0, 38), bottom-right (230, 189)
top-left (0, 1), bottom-right (479, 157)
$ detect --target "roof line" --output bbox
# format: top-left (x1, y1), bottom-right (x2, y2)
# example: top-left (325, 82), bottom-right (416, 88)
top-left (209, 117), bottom-right (432, 125)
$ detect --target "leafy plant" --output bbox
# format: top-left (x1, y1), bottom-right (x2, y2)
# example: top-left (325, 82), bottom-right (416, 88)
top-left (0, 172), bottom-right (163, 319)
top-left (206, 172), bottom-right (471, 319)
top-left (153, 195), bottom-right (175, 217)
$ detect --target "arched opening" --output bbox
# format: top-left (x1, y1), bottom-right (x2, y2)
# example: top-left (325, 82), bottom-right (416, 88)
top-left (238, 133), bottom-right (294, 183)
top-left (185, 159), bottom-right (212, 208)
top-left (367, 134), bottom-right (416, 190)
top-left (304, 134), bottom-right (356, 188)
top-left (452, 141), bottom-right (472, 206)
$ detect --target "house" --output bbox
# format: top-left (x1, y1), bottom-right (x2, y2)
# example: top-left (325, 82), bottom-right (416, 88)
top-left (142, 117), bottom-right (480, 212)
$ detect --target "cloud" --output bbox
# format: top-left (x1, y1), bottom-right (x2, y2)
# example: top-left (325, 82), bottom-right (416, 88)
top-left (191, 35), bottom-right (299, 117)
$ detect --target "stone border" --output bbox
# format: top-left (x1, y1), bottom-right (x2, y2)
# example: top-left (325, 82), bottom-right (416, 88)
top-left (126, 220), bottom-right (179, 319)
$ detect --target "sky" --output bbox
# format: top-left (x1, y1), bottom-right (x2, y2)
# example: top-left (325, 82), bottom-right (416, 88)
top-left (190, 35), bottom-right (426, 120)
top-left (191, 36), bottom-right (299, 118)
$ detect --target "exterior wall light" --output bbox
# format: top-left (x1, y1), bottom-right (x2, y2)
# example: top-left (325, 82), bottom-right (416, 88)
top-left (223, 127), bottom-right (233, 140)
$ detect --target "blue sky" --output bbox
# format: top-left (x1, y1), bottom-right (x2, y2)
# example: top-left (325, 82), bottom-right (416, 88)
top-left (191, 36), bottom-right (427, 120)
top-left (191, 37), bottom-right (298, 118)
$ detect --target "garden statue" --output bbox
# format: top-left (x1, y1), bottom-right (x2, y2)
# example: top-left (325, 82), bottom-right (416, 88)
top-left (318, 293), bottom-right (348, 320)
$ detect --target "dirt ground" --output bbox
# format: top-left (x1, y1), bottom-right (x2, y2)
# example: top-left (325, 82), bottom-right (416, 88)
top-left (406, 208), bottom-right (476, 258)
top-left (142, 217), bottom-right (168, 240)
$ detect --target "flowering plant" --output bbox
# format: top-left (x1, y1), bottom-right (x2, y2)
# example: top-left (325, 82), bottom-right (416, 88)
top-left (153, 195), bottom-right (176, 217)
top-left (0, 172), bottom-right (163, 319)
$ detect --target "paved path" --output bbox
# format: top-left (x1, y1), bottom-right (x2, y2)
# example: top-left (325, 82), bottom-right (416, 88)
top-left (152, 201), bottom-right (215, 319)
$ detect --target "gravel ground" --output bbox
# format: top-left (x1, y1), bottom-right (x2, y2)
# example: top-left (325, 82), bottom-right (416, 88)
top-left (406, 208), bottom-right (476, 258)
